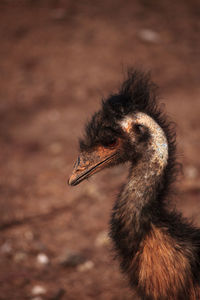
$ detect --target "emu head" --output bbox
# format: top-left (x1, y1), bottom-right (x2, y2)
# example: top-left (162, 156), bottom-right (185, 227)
top-left (68, 70), bottom-right (170, 186)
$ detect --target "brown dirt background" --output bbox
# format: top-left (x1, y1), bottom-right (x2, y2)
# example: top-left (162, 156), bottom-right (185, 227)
top-left (0, 1), bottom-right (200, 299)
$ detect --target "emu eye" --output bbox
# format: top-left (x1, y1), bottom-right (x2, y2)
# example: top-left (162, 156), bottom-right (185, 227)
top-left (103, 138), bottom-right (118, 148)
top-left (134, 124), bottom-right (146, 135)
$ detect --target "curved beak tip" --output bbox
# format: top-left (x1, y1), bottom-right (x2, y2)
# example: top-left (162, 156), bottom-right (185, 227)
top-left (68, 175), bottom-right (75, 186)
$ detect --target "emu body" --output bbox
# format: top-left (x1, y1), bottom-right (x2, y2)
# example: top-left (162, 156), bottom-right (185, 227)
top-left (68, 70), bottom-right (200, 300)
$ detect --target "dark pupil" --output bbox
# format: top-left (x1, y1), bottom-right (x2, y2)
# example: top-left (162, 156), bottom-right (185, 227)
top-left (103, 138), bottom-right (117, 147)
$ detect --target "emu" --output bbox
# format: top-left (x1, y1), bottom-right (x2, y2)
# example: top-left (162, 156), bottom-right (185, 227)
top-left (68, 70), bottom-right (200, 300)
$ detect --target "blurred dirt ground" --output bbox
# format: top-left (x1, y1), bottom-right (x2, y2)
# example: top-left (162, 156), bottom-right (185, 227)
top-left (0, 1), bottom-right (200, 299)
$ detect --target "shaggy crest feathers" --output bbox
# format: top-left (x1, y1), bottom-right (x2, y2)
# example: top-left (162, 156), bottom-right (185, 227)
top-left (102, 69), bottom-right (158, 120)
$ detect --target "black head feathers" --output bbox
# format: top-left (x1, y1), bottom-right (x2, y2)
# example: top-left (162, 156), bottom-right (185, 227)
top-left (102, 69), bottom-right (158, 121)
top-left (80, 70), bottom-right (156, 151)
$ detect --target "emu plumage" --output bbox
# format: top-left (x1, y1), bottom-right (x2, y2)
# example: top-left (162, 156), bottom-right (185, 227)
top-left (69, 70), bottom-right (200, 300)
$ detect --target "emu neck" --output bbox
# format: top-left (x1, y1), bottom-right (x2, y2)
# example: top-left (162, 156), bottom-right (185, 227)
top-left (121, 112), bottom-right (168, 218)
top-left (111, 113), bottom-right (169, 255)
top-left (121, 157), bottom-right (164, 228)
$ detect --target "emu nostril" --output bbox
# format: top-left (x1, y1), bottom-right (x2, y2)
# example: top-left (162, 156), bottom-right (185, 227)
top-left (76, 166), bottom-right (86, 172)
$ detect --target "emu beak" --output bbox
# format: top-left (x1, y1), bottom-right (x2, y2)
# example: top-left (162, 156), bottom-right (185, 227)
top-left (68, 147), bottom-right (117, 186)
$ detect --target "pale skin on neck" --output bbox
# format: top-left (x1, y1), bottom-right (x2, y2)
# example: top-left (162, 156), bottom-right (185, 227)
top-left (113, 112), bottom-right (169, 234)
top-left (120, 112), bottom-right (168, 172)
top-left (114, 112), bottom-right (169, 219)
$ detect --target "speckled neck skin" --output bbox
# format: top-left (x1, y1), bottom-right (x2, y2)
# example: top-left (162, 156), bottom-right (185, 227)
top-left (136, 112), bottom-right (168, 166)
top-left (121, 112), bottom-right (168, 170)
top-left (112, 113), bottom-right (169, 237)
